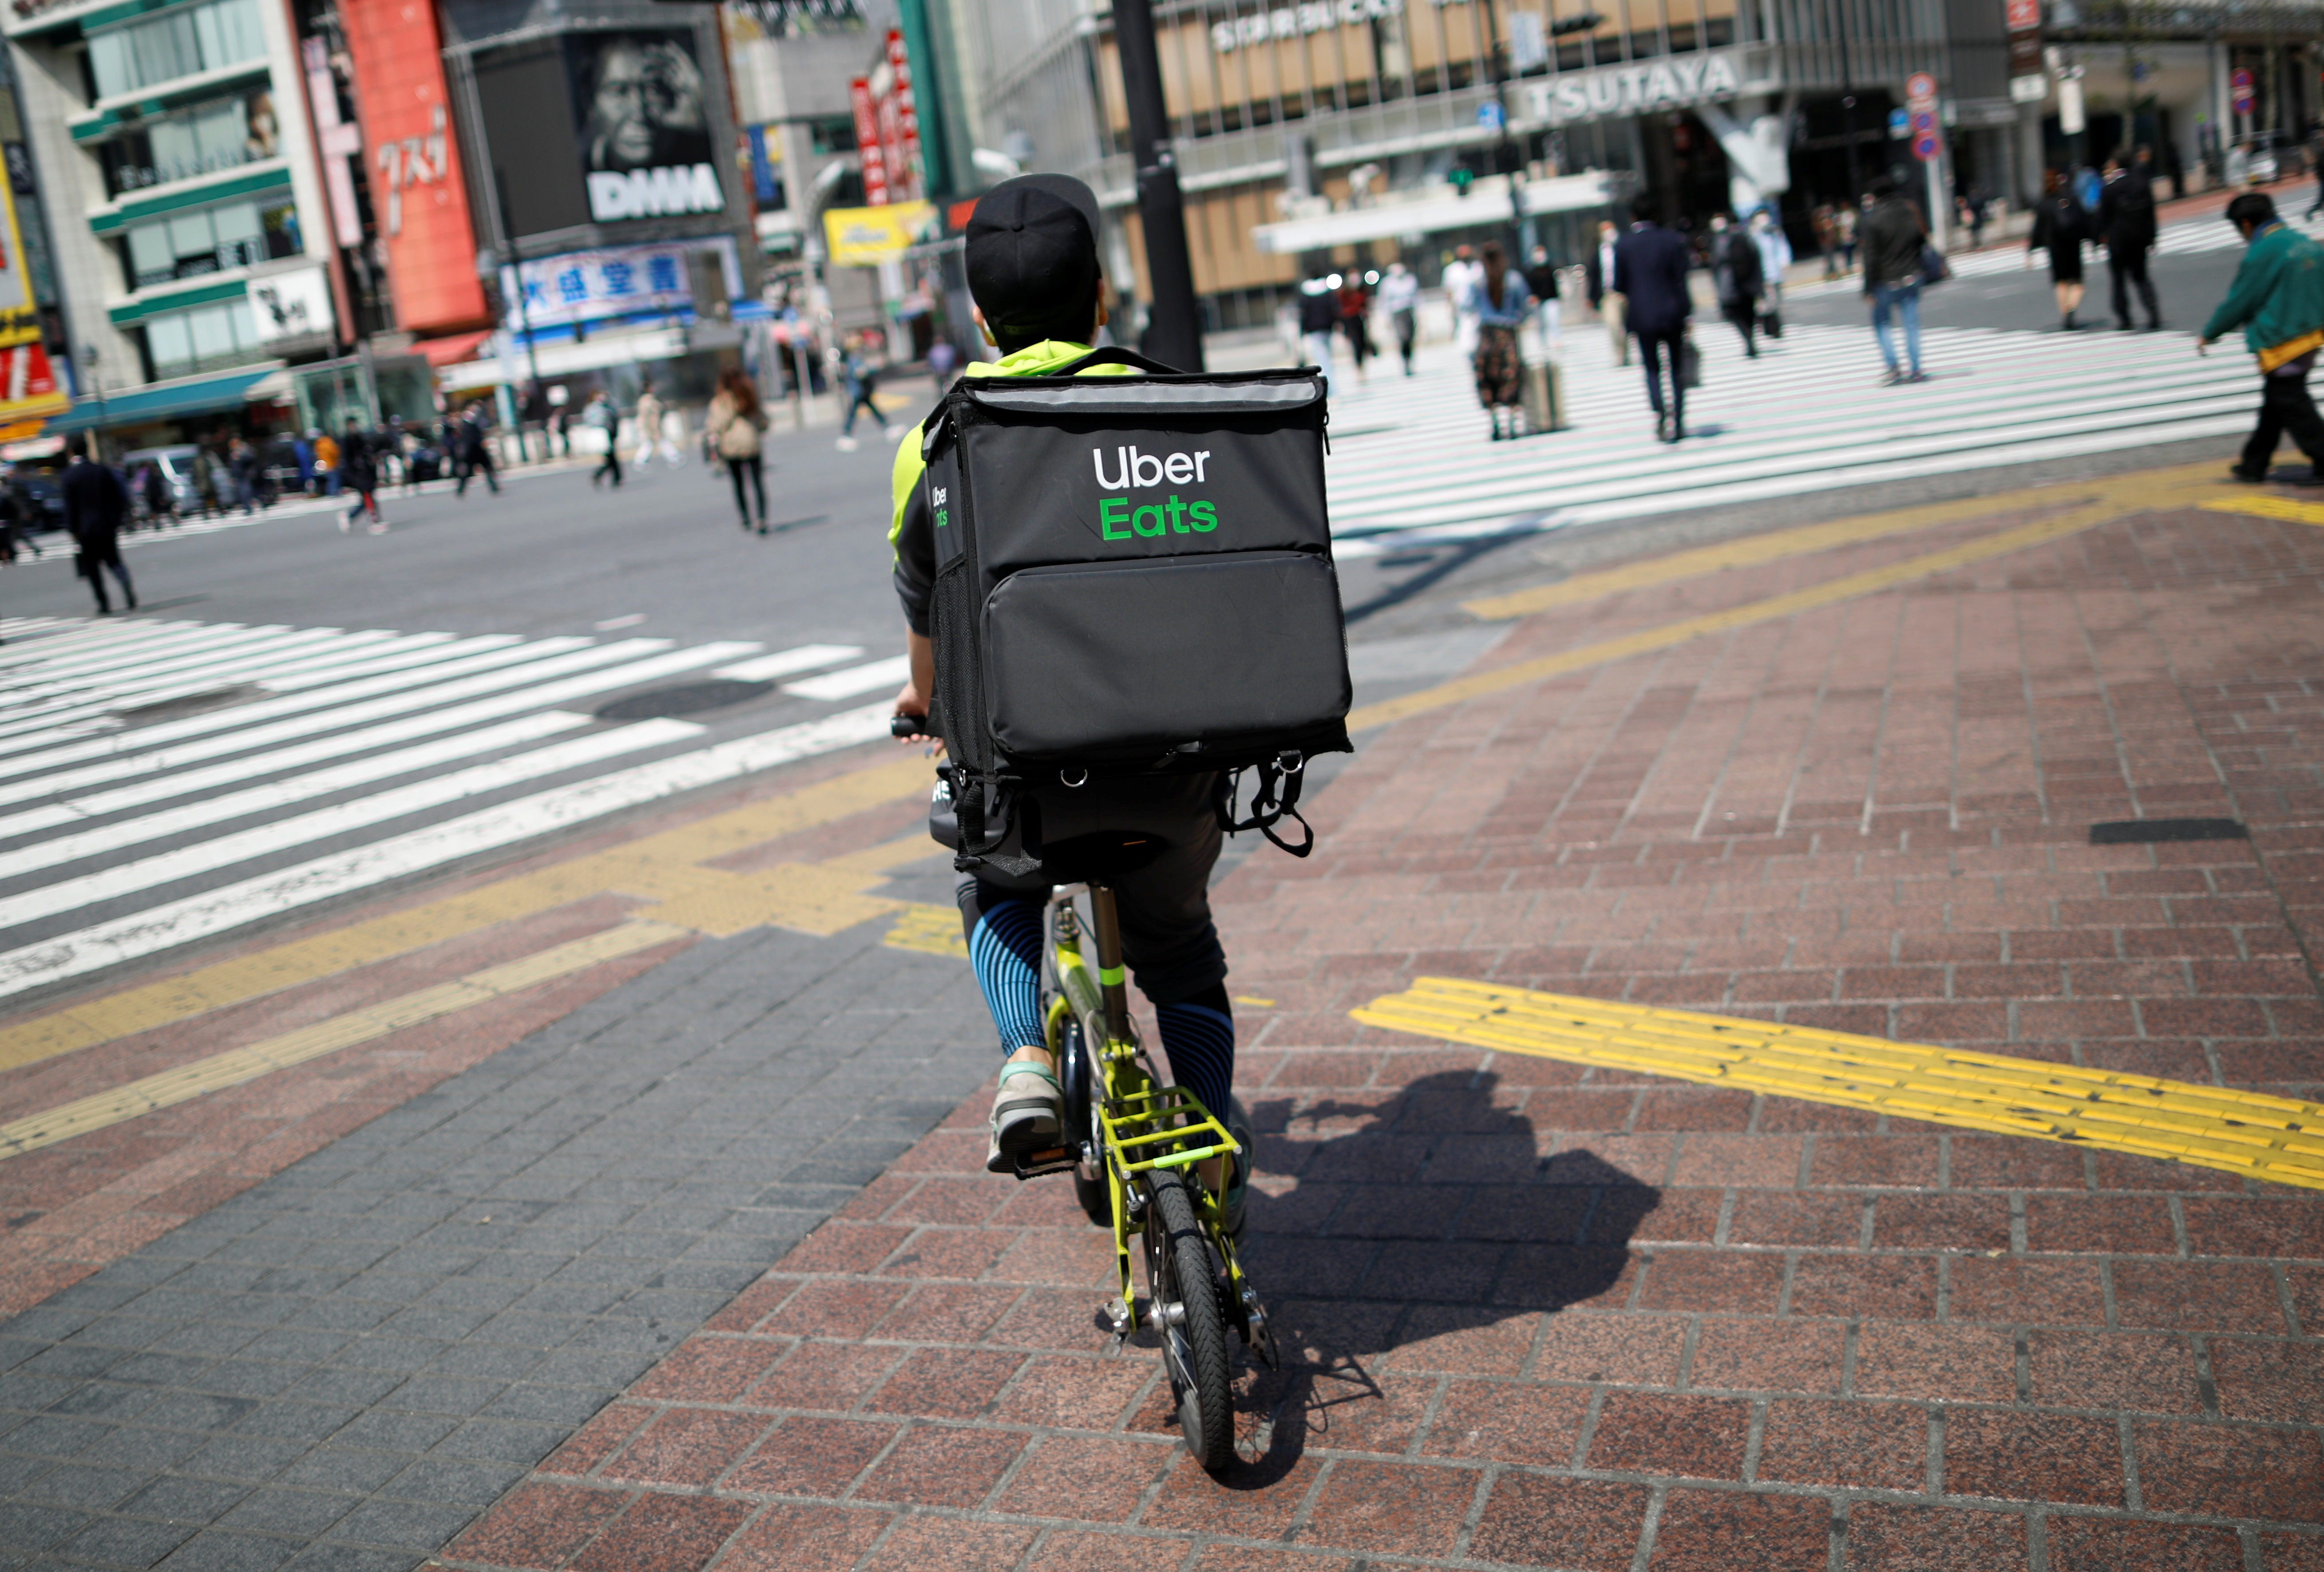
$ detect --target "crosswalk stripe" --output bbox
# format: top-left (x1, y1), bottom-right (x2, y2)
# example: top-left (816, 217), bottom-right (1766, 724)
top-left (0, 709), bottom-right (597, 881)
top-left (0, 620), bottom-right (926, 1009)
top-left (0, 715), bottom-right (705, 932)
top-left (714, 644), bottom-right (864, 682)
top-left (1320, 320), bottom-right (2248, 547)
top-left (0, 700), bottom-right (895, 1001)
top-left (784, 654), bottom-right (913, 701)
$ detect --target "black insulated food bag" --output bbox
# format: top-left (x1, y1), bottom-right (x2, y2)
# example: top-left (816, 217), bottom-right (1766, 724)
top-left (919, 349), bottom-right (1352, 801)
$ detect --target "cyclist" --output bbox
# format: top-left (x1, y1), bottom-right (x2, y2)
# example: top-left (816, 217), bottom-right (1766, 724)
top-left (888, 174), bottom-right (1249, 1232)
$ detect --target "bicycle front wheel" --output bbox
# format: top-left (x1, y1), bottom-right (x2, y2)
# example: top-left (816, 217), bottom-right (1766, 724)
top-left (1144, 1169), bottom-right (1235, 1471)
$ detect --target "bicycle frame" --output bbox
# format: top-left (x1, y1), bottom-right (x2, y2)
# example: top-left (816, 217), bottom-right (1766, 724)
top-left (1042, 884), bottom-right (1263, 1347)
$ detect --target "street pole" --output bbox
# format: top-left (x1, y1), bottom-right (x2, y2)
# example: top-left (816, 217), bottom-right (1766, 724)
top-left (1481, 0), bottom-right (1527, 257)
top-left (1111, 0), bottom-right (1204, 371)
top-left (1835, 0), bottom-right (1861, 206)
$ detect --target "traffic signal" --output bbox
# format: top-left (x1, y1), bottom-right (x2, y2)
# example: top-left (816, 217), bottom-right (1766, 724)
top-left (1448, 166), bottom-right (1476, 194)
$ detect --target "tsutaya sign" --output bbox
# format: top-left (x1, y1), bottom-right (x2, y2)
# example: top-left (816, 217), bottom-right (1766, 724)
top-left (1520, 48), bottom-right (1768, 127)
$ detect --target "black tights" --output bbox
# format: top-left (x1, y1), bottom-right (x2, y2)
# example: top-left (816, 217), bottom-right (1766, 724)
top-left (727, 454), bottom-right (765, 525)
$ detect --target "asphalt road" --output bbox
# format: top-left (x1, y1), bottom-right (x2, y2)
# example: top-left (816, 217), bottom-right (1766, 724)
top-left (1780, 235), bottom-right (2243, 335)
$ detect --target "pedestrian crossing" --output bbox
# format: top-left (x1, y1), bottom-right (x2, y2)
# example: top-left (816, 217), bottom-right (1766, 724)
top-left (1784, 208), bottom-right (2319, 297)
top-left (1320, 316), bottom-right (2254, 552)
top-left (0, 618), bottom-right (911, 1003)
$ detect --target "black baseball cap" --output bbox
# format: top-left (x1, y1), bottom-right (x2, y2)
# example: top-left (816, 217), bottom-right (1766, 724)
top-left (965, 174), bottom-right (1104, 349)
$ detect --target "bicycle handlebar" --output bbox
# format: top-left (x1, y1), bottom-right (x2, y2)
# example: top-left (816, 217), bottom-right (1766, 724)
top-left (891, 714), bottom-right (930, 739)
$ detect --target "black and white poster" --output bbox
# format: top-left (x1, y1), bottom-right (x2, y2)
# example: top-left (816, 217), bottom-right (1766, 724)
top-left (568, 30), bottom-right (723, 223)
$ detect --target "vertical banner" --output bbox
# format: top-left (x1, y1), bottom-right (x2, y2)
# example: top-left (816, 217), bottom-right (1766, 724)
top-left (878, 27), bottom-right (922, 203)
top-left (342, 0), bottom-right (488, 334)
top-left (850, 76), bottom-right (889, 205)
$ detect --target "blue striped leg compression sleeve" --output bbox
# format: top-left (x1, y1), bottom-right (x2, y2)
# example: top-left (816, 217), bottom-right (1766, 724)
top-left (1156, 987), bottom-right (1235, 1125)
top-left (960, 891), bottom-right (1045, 1053)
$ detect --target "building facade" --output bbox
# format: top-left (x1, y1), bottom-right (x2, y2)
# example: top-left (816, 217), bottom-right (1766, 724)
top-left (8, 0), bottom-right (351, 440)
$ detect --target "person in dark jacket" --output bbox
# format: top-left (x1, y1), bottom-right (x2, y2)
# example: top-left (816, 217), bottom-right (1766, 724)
top-left (1859, 177), bottom-right (1929, 383)
top-left (1708, 213), bottom-right (1764, 357)
top-left (60, 438), bottom-right (134, 613)
top-left (2027, 169), bottom-right (2091, 330)
top-left (339, 419), bottom-right (385, 533)
top-left (453, 404), bottom-right (499, 496)
top-left (2098, 148), bottom-right (2163, 332)
top-left (1611, 193), bottom-right (1695, 442)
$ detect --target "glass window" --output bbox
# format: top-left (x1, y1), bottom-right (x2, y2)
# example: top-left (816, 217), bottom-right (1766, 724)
top-left (119, 195), bottom-right (296, 287)
top-left (186, 302), bottom-right (236, 360)
top-left (126, 222), bottom-right (172, 283)
top-left (167, 209), bottom-right (214, 259)
top-left (144, 312), bottom-right (191, 375)
top-left (87, 0), bottom-right (269, 100)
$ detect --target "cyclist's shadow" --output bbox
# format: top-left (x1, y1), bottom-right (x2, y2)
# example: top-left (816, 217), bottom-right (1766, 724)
top-left (1212, 1067), bottom-right (1661, 1479)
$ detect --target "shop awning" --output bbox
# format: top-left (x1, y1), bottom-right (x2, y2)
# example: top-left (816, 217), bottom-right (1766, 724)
top-left (1251, 171), bottom-right (1624, 254)
top-left (43, 364), bottom-right (285, 434)
top-left (416, 329), bottom-right (495, 368)
top-left (435, 328), bottom-right (692, 394)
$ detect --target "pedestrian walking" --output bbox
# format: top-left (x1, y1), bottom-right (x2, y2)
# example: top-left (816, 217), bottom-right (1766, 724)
top-left (60, 437), bottom-right (133, 614)
top-left (1337, 272), bottom-right (1374, 384)
top-left (228, 437), bottom-right (259, 514)
top-left (1835, 203), bottom-right (1859, 273)
top-left (632, 379), bottom-right (682, 468)
top-left (1861, 174), bottom-right (1929, 383)
top-left (1586, 218), bottom-right (1629, 366)
top-left (338, 417), bottom-right (385, 532)
top-left (835, 335), bottom-right (890, 452)
top-left (138, 460), bottom-right (173, 527)
top-left (1612, 193), bottom-right (1694, 442)
top-left (2028, 170), bottom-right (2092, 331)
top-left (2098, 148), bottom-right (2163, 332)
top-left (1469, 242), bottom-right (1534, 440)
top-left (1296, 279), bottom-right (1339, 394)
top-left (1708, 213), bottom-right (1764, 358)
top-left (1750, 209), bottom-right (1792, 338)
top-left (1523, 244), bottom-right (1564, 343)
top-left (705, 368), bottom-right (771, 533)
top-left (1378, 261), bottom-right (1420, 376)
top-left (454, 403), bottom-right (501, 496)
top-left (1962, 182), bottom-right (1992, 249)
top-left (2201, 191), bottom-right (2324, 483)
top-left (1813, 203), bottom-right (1840, 278)
top-left (1443, 243), bottom-right (1484, 356)
top-left (313, 427), bottom-right (340, 496)
top-left (584, 390), bottom-right (623, 488)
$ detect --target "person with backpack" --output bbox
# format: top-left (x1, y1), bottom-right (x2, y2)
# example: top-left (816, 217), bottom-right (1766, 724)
top-left (705, 368), bottom-right (770, 532)
top-left (1708, 213), bottom-right (1764, 358)
top-left (887, 173), bottom-right (1268, 1227)
top-left (2098, 147), bottom-right (2163, 332)
top-left (2200, 190), bottom-right (2324, 483)
top-left (2028, 169), bottom-right (2092, 331)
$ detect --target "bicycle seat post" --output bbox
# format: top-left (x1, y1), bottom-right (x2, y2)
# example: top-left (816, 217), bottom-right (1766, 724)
top-left (1088, 884), bottom-right (1131, 1044)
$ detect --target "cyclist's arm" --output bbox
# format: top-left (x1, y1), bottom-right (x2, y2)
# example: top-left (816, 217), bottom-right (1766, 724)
top-left (890, 428), bottom-right (938, 740)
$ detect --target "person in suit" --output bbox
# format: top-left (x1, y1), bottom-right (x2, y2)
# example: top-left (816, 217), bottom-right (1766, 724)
top-left (2098, 147), bottom-right (2163, 332)
top-left (1708, 213), bottom-right (1763, 357)
top-left (61, 437), bottom-right (134, 614)
top-left (1612, 193), bottom-right (1694, 442)
top-left (1585, 218), bottom-right (1628, 366)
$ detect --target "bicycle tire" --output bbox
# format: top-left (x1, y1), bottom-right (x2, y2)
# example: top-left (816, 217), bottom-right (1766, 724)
top-left (1144, 1169), bottom-right (1236, 1471)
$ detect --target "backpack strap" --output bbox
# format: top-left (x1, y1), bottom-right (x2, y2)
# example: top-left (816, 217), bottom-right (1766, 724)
top-left (1043, 346), bottom-right (1186, 377)
top-left (1216, 755), bottom-right (1316, 858)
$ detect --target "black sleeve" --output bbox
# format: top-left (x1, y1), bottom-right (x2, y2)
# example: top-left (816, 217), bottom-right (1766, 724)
top-left (892, 480), bottom-right (936, 637)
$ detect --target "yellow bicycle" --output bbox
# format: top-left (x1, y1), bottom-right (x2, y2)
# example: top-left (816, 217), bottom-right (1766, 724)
top-left (1010, 879), bottom-right (1279, 1470)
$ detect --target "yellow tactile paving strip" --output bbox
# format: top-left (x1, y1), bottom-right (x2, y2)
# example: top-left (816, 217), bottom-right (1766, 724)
top-left (1354, 978), bottom-right (2324, 1191)
top-left (884, 901), bottom-right (969, 959)
top-left (0, 921), bottom-right (693, 1159)
top-left (2200, 493), bottom-right (2324, 527)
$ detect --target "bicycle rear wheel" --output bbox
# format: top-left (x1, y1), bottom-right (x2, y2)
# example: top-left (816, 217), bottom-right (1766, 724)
top-left (1144, 1169), bottom-right (1235, 1471)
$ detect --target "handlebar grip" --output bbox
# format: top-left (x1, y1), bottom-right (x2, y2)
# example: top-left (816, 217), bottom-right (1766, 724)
top-left (891, 715), bottom-right (930, 739)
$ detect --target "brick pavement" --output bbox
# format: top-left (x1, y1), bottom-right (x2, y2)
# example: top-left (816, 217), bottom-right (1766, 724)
top-left (426, 487), bottom-right (2324, 1569)
top-left (8, 474), bottom-right (2324, 1571)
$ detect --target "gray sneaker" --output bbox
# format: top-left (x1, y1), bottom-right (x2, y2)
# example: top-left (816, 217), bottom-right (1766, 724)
top-left (986, 1059), bottom-right (1062, 1176)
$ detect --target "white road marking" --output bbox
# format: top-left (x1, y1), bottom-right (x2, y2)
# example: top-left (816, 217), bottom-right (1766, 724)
top-left (783, 654), bottom-right (913, 701)
top-left (713, 644), bottom-right (865, 682)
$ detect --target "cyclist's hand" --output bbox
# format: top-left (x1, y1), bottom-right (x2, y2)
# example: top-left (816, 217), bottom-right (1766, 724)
top-left (892, 682), bottom-right (944, 754)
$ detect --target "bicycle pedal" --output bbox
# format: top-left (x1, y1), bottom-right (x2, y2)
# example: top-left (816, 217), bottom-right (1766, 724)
top-left (1010, 1146), bottom-right (1077, 1182)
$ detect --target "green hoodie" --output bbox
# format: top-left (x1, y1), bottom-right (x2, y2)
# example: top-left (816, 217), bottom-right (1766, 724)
top-left (2201, 220), bottom-right (2324, 371)
top-left (888, 339), bottom-right (1134, 549)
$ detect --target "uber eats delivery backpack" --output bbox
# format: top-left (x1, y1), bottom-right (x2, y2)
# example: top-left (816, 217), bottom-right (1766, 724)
top-left (918, 347), bottom-right (1352, 875)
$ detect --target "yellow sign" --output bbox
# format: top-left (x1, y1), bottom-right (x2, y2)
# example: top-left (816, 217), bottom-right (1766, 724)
top-left (822, 200), bottom-right (934, 266)
top-left (0, 175), bottom-right (64, 427)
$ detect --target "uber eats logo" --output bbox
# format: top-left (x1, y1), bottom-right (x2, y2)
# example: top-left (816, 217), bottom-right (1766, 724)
top-left (1092, 446), bottom-right (1218, 540)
